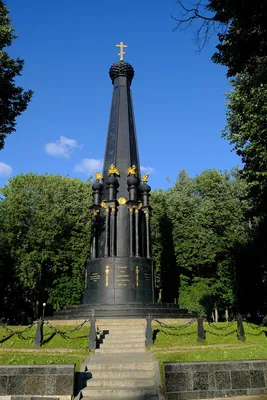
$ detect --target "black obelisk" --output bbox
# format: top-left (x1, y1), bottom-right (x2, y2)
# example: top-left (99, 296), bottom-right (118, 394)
top-left (83, 44), bottom-right (154, 304)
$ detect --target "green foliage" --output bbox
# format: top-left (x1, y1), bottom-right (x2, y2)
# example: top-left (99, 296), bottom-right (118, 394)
top-left (0, 1), bottom-right (33, 149)
top-left (175, 1), bottom-right (267, 78)
top-left (0, 173), bottom-right (92, 317)
top-left (223, 76), bottom-right (267, 214)
top-left (168, 169), bottom-right (249, 314)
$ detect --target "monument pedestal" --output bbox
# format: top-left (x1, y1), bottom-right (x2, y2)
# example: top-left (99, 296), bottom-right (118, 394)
top-left (83, 257), bottom-right (154, 304)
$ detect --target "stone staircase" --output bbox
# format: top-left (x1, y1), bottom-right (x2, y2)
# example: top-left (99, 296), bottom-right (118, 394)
top-left (81, 319), bottom-right (159, 399)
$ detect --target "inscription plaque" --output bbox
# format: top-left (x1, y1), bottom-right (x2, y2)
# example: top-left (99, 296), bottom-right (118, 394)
top-left (116, 265), bottom-right (130, 287)
top-left (90, 272), bottom-right (101, 282)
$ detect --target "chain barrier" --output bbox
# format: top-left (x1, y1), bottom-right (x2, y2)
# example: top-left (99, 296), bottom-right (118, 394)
top-left (158, 329), bottom-right (196, 337)
top-left (0, 320), bottom-right (36, 342)
top-left (44, 319), bottom-right (89, 339)
top-left (205, 329), bottom-right (237, 337)
top-left (243, 315), bottom-right (267, 330)
top-left (208, 318), bottom-right (236, 331)
top-left (154, 318), bottom-right (197, 330)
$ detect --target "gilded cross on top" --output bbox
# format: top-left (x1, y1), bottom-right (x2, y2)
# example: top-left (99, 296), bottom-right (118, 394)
top-left (116, 41), bottom-right (127, 61)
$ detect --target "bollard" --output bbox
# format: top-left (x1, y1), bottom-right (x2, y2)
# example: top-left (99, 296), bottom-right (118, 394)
top-left (237, 313), bottom-right (246, 341)
top-left (35, 317), bottom-right (43, 348)
top-left (197, 316), bottom-right (205, 342)
top-left (145, 314), bottom-right (153, 347)
top-left (89, 316), bottom-right (97, 350)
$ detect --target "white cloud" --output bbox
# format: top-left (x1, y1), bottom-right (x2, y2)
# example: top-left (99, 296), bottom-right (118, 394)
top-left (45, 136), bottom-right (81, 158)
top-left (140, 165), bottom-right (156, 175)
top-left (0, 162), bottom-right (13, 177)
top-left (74, 158), bottom-right (103, 175)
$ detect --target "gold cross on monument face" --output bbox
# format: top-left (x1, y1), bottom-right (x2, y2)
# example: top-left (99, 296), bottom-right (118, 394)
top-left (116, 41), bottom-right (127, 61)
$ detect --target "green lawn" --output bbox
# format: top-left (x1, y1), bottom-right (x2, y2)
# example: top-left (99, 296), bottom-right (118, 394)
top-left (152, 320), bottom-right (267, 347)
top-left (0, 323), bottom-right (90, 349)
top-left (0, 352), bottom-right (85, 371)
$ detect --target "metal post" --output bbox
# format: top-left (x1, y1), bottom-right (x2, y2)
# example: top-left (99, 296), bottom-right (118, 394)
top-left (35, 317), bottom-right (43, 348)
top-left (144, 210), bottom-right (151, 259)
top-left (110, 207), bottom-right (116, 257)
top-left (197, 316), bottom-right (205, 342)
top-left (89, 315), bottom-right (97, 350)
top-left (237, 313), bottom-right (245, 341)
top-left (145, 314), bottom-right (153, 346)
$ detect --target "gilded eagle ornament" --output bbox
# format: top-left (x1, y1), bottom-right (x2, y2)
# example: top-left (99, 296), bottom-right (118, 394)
top-left (108, 164), bottom-right (120, 176)
top-left (94, 171), bottom-right (103, 181)
top-left (126, 165), bottom-right (137, 176)
top-left (141, 173), bottom-right (149, 182)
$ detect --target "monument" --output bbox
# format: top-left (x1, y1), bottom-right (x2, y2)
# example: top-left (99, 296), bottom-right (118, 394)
top-left (52, 44), bottom-right (191, 319)
top-left (83, 42), bottom-right (154, 304)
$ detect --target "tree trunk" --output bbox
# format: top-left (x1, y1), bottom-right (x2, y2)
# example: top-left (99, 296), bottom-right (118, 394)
top-left (225, 307), bottom-right (229, 321)
top-left (215, 308), bottom-right (218, 323)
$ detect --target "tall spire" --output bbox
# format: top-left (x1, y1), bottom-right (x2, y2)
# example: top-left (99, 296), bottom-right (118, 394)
top-left (102, 57), bottom-right (140, 199)
top-left (83, 46), bottom-right (154, 305)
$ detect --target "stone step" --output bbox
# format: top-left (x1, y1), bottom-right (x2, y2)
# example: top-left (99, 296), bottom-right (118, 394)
top-left (103, 332), bottom-right (145, 338)
top-left (96, 318), bottom-right (147, 325)
top-left (82, 386), bottom-right (157, 397)
top-left (95, 347), bottom-right (146, 354)
top-left (98, 325), bottom-right (146, 331)
top-left (100, 327), bottom-right (146, 336)
top-left (87, 378), bottom-right (155, 387)
top-left (86, 369), bottom-right (155, 378)
top-left (82, 396), bottom-right (158, 400)
top-left (101, 336), bottom-right (145, 343)
top-left (100, 342), bottom-right (145, 349)
top-left (86, 362), bottom-right (154, 370)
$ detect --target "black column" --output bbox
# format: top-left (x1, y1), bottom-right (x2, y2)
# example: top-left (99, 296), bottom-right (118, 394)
top-left (144, 210), bottom-right (151, 259)
top-left (129, 206), bottom-right (134, 257)
top-left (135, 208), bottom-right (140, 257)
top-left (110, 206), bottom-right (116, 257)
top-left (104, 207), bottom-right (110, 257)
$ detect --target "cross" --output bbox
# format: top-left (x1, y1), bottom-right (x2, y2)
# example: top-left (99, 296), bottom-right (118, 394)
top-left (116, 42), bottom-right (127, 61)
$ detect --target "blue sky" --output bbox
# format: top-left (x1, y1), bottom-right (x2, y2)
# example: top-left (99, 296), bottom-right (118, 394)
top-left (0, 0), bottom-right (239, 190)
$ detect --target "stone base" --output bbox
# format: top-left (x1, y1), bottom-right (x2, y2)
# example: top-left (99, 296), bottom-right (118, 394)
top-left (50, 303), bottom-right (193, 319)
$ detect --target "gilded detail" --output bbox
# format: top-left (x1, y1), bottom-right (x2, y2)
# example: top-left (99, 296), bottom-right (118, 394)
top-left (105, 265), bottom-right (110, 287)
top-left (118, 197), bottom-right (127, 205)
top-left (128, 206), bottom-right (134, 213)
top-left (108, 163), bottom-right (120, 176)
top-left (144, 210), bottom-right (150, 216)
top-left (126, 165), bottom-right (137, 176)
top-left (94, 171), bottom-right (103, 180)
top-left (135, 266), bottom-right (139, 287)
top-left (141, 173), bottom-right (149, 182)
top-left (116, 41), bottom-right (127, 61)
top-left (91, 209), bottom-right (100, 217)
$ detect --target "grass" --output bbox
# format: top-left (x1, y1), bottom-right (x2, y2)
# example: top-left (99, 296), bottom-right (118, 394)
top-left (151, 320), bottom-right (267, 376)
top-left (0, 323), bottom-right (90, 349)
top-left (0, 323), bottom-right (90, 370)
top-left (0, 353), bottom-right (85, 371)
top-left (152, 320), bottom-right (267, 347)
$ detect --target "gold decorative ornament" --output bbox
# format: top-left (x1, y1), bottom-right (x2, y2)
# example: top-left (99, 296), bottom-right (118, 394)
top-left (94, 171), bottom-right (103, 180)
top-left (135, 266), bottom-right (139, 287)
top-left (128, 206), bottom-right (134, 213)
top-left (135, 208), bottom-right (139, 214)
top-left (141, 173), bottom-right (149, 182)
top-left (105, 265), bottom-right (110, 287)
top-left (144, 210), bottom-right (150, 217)
top-left (100, 201), bottom-right (106, 208)
top-left (116, 41), bottom-right (127, 61)
top-left (118, 197), bottom-right (127, 205)
top-left (111, 206), bottom-right (116, 213)
top-left (108, 164), bottom-right (120, 176)
top-left (138, 201), bottom-right (143, 209)
top-left (126, 165), bottom-right (137, 176)
top-left (91, 209), bottom-right (100, 217)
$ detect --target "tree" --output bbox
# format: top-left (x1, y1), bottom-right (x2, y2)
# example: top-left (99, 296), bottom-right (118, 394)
top-left (173, 0), bottom-right (267, 77)
top-left (168, 169), bottom-right (249, 316)
top-left (0, 1), bottom-right (33, 149)
top-left (0, 174), bottom-right (91, 318)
